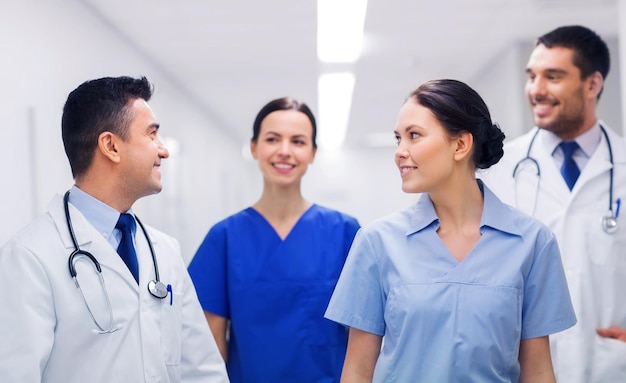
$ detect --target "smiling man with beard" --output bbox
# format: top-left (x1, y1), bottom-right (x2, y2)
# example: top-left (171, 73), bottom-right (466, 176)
top-left (481, 25), bottom-right (626, 382)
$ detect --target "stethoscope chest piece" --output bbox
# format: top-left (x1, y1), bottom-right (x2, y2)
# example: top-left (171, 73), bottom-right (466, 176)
top-left (148, 280), bottom-right (169, 299)
top-left (63, 190), bottom-right (170, 333)
top-left (514, 125), bottom-right (620, 234)
top-left (602, 215), bottom-right (619, 234)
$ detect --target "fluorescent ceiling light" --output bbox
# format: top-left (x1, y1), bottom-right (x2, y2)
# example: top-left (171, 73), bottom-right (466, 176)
top-left (317, 0), bottom-right (368, 63)
top-left (318, 72), bottom-right (355, 150)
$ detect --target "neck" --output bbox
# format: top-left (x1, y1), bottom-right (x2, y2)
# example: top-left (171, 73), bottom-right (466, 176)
top-left (75, 175), bottom-right (134, 213)
top-left (253, 183), bottom-right (310, 221)
top-left (556, 110), bottom-right (598, 141)
top-left (430, 177), bottom-right (483, 231)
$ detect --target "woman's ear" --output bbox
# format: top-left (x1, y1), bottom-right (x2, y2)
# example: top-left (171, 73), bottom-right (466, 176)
top-left (453, 131), bottom-right (474, 162)
top-left (98, 131), bottom-right (122, 163)
top-left (250, 140), bottom-right (258, 160)
top-left (309, 146), bottom-right (317, 164)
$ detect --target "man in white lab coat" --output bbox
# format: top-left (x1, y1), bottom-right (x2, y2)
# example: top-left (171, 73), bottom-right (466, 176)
top-left (481, 25), bottom-right (626, 382)
top-left (0, 76), bottom-right (229, 383)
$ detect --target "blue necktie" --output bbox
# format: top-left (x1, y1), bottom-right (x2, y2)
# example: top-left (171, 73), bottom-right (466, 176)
top-left (559, 141), bottom-right (580, 191)
top-left (116, 213), bottom-right (139, 283)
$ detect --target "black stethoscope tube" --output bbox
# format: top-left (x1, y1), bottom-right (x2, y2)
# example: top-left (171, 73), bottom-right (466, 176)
top-left (511, 125), bottom-right (617, 234)
top-left (64, 190), bottom-right (168, 299)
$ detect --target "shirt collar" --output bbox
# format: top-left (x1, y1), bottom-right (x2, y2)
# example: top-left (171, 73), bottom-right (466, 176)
top-left (544, 121), bottom-right (601, 159)
top-left (406, 180), bottom-right (521, 237)
top-left (67, 185), bottom-right (129, 240)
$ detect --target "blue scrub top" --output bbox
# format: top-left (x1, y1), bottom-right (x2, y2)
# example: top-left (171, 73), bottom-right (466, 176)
top-left (189, 204), bottom-right (360, 383)
top-left (325, 182), bottom-right (576, 382)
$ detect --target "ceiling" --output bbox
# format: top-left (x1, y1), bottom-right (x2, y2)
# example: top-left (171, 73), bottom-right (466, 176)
top-left (80, 0), bottom-right (619, 149)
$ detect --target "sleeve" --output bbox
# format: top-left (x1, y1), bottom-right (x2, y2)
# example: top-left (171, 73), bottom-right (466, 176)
top-left (0, 241), bottom-right (55, 383)
top-left (342, 215), bottom-right (361, 256)
top-left (520, 230), bottom-right (577, 339)
top-left (324, 229), bottom-right (386, 336)
top-left (187, 222), bottom-right (229, 318)
top-left (179, 263), bottom-right (229, 382)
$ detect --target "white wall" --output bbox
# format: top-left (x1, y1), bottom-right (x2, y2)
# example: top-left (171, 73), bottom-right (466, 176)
top-left (0, 0), bottom-right (256, 260)
top-left (1, 1), bottom-right (624, 264)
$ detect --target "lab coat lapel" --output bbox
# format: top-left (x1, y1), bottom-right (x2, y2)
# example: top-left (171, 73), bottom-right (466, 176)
top-left (48, 194), bottom-right (140, 291)
top-left (135, 223), bottom-right (159, 284)
top-left (533, 132), bottom-right (571, 203)
top-left (49, 194), bottom-right (93, 250)
top-left (571, 125), bottom-right (613, 197)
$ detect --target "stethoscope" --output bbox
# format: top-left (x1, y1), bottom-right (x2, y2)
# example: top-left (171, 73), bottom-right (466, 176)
top-left (512, 125), bottom-right (619, 234)
top-left (64, 191), bottom-right (170, 334)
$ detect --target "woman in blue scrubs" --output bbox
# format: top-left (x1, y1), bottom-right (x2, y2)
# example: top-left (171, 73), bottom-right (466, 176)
top-left (325, 79), bottom-right (576, 383)
top-left (188, 97), bottom-right (360, 383)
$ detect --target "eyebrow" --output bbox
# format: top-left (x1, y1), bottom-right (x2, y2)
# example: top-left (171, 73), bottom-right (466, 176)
top-left (394, 125), bottom-right (421, 135)
top-left (526, 67), bottom-right (568, 75)
top-left (263, 131), bottom-right (309, 140)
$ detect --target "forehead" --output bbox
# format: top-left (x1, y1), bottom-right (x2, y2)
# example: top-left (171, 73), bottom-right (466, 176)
top-left (527, 45), bottom-right (578, 73)
top-left (260, 110), bottom-right (313, 135)
top-left (128, 98), bottom-right (158, 126)
top-left (396, 99), bottom-right (440, 127)
top-left (128, 98), bottom-right (153, 114)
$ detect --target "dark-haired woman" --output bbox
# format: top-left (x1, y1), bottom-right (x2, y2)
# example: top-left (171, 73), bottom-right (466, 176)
top-left (324, 79), bottom-right (576, 383)
top-left (188, 97), bottom-right (360, 383)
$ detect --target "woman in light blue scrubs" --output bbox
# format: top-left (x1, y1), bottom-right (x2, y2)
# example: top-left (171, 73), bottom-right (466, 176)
top-left (325, 79), bottom-right (576, 383)
top-left (188, 97), bottom-right (360, 383)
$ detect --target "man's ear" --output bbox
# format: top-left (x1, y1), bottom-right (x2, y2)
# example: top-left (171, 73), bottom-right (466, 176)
top-left (588, 71), bottom-right (604, 100)
top-left (98, 131), bottom-right (122, 163)
top-left (453, 131), bottom-right (474, 162)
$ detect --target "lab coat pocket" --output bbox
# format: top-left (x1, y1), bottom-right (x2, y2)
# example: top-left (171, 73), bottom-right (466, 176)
top-left (161, 292), bottom-right (183, 366)
top-left (586, 203), bottom-right (626, 271)
top-left (592, 336), bottom-right (626, 381)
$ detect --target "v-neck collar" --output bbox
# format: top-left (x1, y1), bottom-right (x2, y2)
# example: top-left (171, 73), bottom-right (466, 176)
top-left (247, 204), bottom-right (317, 241)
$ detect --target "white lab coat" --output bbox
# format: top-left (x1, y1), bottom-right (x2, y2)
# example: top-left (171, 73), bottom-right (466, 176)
top-left (480, 123), bottom-right (626, 382)
top-left (0, 195), bottom-right (229, 383)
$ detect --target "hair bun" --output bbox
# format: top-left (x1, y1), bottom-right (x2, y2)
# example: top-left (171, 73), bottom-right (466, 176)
top-left (477, 122), bottom-right (505, 169)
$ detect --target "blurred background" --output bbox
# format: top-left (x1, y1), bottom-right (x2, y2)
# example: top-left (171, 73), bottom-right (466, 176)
top-left (1, 0), bottom-right (625, 261)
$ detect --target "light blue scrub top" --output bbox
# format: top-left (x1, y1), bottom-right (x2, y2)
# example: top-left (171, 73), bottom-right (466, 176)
top-left (325, 182), bottom-right (576, 382)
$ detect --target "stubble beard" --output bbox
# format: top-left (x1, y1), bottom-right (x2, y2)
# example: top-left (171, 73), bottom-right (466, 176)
top-left (535, 88), bottom-right (587, 138)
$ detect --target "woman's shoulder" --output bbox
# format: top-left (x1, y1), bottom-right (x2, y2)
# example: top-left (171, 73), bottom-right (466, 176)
top-left (357, 208), bottom-right (414, 238)
top-left (496, 200), bottom-right (556, 245)
top-left (207, 207), bottom-right (259, 233)
top-left (309, 204), bottom-right (360, 226)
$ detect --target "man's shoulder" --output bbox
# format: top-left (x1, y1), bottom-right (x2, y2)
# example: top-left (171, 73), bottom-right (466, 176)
top-left (602, 123), bottom-right (626, 147)
top-left (142, 224), bottom-right (178, 243)
top-left (2, 211), bottom-right (57, 249)
top-left (502, 129), bottom-right (538, 150)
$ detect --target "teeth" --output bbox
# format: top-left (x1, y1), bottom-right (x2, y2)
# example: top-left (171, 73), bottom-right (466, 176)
top-left (274, 163), bottom-right (293, 169)
top-left (535, 104), bottom-right (552, 110)
top-left (401, 167), bottom-right (415, 174)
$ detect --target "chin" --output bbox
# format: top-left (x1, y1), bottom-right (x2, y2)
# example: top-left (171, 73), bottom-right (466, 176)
top-left (401, 184), bottom-right (420, 194)
top-left (534, 116), bottom-right (555, 129)
top-left (147, 183), bottom-right (163, 196)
